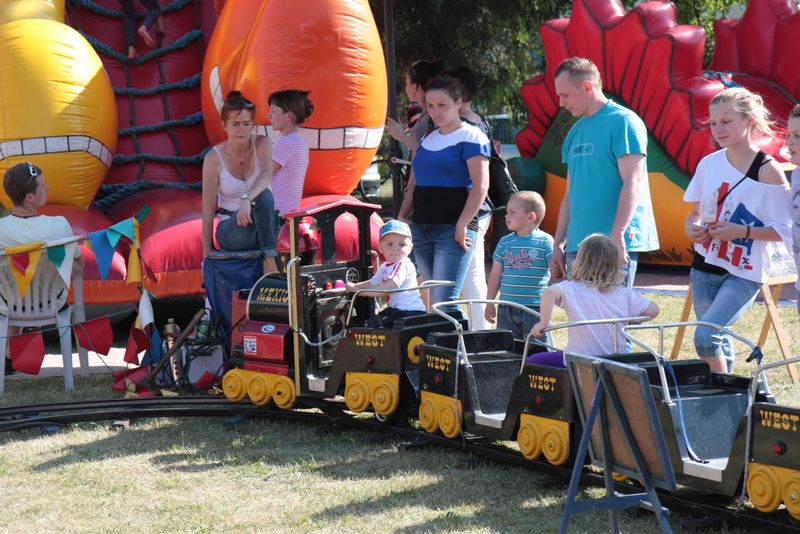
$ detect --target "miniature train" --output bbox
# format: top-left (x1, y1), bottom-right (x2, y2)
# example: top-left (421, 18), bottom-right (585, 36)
top-left (220, 199), bottom-right (800, 521)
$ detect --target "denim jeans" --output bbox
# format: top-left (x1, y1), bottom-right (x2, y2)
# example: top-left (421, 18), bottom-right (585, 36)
top-left (411, 222), bottom-right (476, 318)
top-left (565, 251), bottom-right (638, 288)
top-left (690, 268), bottom-right (761, 372)
top-left (497, 304), bottom-right (540, 341)
top-left (216, 189), bottom-right (277, 257)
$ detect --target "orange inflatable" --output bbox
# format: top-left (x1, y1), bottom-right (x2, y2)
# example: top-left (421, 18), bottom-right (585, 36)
top-left (201, 0), bottom-right (387, 197)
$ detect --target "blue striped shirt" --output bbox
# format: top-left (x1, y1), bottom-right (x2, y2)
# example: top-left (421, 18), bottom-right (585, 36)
top-left (492, 230), bottom-right (553, 306)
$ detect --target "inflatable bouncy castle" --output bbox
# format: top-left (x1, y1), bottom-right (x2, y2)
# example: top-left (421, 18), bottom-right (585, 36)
top-left (517, 0), bottom-right (800, 265)
top-left (0, 0), bottom-right (386, 308)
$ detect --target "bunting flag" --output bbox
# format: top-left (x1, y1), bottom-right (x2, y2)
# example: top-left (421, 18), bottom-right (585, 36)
top-left (126, 246), bottom-right (142, 285)
top-left (123, 323), bottom-right (150, 365)
top-left (87, 230), bottom-right (116, 282)
top-left (46, 244), bottom-right (66, 269)
top-left (135, 291), bottom-right (155, 330)
top-left (142, 327), bottom-right (163, 366)
top-left (75, 315), bottom-right (113, 356)
top-left (108, 218), bottom-right (135, 248)
top-left (44, 236), bottom-right (79, 287)
top-left (111, 366), bottom-right (149, 392)
top-left (9, 331), bottom-right (46, 375)
top-left (5, 242), bottom-right (44, 298)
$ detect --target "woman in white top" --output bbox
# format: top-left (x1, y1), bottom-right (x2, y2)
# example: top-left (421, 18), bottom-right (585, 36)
top-left (201, 91), bottom-right (277, 273)
top-left (684, 87), bottom-right (791, 373)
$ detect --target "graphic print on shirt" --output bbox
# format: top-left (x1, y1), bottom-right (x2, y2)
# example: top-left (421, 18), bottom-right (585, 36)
top-left (704, 180), bottom-right (760, 271)
top-left (569, 143), bottom-right (594, 157)
top-left (502, 248), bottom-right (540, 270)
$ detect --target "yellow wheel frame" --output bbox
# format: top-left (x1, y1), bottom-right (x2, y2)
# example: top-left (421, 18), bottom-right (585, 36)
top-left (612, 472), bottom-right (629, 482)
top-left (748, 464), bottom-right (782, 513)
top-left (247, 373), bottom-right (273, 406)
top-left (419, 398), bottom-right (438, 434)
top-left (222, 369), bottom-right (249, 402)
top-left (272, 375), bottom-right (296, 409)
top-left (517, 417), bottom-right (543, 460)
top-left (542, 424), bottom-right (570, 466)
top-left (372, 380), bottom-right (398, 417)
top-left (345, 377), bottom-right (371, 413)
top-left (783, 475), bottom-right (800, 520)
top-left (438, 403), bottom-right (460, 439)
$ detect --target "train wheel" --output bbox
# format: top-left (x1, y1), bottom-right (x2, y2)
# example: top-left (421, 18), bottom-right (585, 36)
top-left (612, 472), bottom-right (629, 482)
top-left (438, 403), bottom-right (460, 439)
top-left (247, 373), bottom-right (273, 406)
top-left (345, 377), bottom-right (371, 413)
top-left (272, 376), bottom-right (296, 409)
top-left (783, 475), bottom-right (800, 520)
top-left (222, 369), bottom-right (248, 402)
top-left (372, 380), bottom-right (398, 418)
top-left (419, 398), bottom-right (438, 434)
top-left (542, 425), bottom-right (570, 466)
top-left (517, 419), bottom-right (543, 460)
top-left (748, 464), bottom-right (782, 513)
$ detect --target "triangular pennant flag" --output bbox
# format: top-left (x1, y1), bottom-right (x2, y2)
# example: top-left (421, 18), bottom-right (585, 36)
top-left (110, 218), bottom-right (135, 241)
top-left (137, 290), bottom-right (154, 329)
top-left (141, 328), bottom-right (163, 366)
top-left (126, 246), bottom-right (142, 285)
top-left (9, 331), bottom-right (46, 375)
top-left (105, 228), bottom-right (123, 249)
top-left (75, 316), bottom-right (113, 356)
top-left (112, 366), bottom-right (149, 392)
top-left (87, 230), bottom-right (116, 282)
top-left (123, 323), bottom-right (150, 365)
top-left (194, 371), bottom-right (218, 390)
top-left (7, 248), bottom-right (43, 298)
top-left (132, 218), bottom-right (141, 250)
top-left (46, 243), bottom-right (66, 268)
top-left (135, 206), bottom-right (150, 224)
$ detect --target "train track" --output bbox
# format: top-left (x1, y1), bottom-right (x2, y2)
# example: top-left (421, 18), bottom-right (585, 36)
top-left (0, 396), bottom-right (797, 531)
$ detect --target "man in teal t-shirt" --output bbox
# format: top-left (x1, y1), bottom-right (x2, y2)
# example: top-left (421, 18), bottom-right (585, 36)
top-left (549, 57), bottom-right (659, 286)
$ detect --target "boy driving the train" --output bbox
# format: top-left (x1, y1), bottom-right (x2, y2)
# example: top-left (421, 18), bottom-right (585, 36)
top-left (346, 219), bottom-right (426, 327)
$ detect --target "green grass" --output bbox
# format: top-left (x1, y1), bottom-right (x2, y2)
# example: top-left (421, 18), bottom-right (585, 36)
top-left (0, 293), bottom-right (796, 533)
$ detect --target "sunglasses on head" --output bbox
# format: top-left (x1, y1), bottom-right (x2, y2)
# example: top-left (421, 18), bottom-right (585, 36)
top-left (225, 97), bottom-right (255, 110)
top-left (25, 162), bottom-right (40, 188)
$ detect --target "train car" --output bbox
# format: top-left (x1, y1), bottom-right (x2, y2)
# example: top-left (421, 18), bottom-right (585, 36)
top-left (221, 199), bottom-right (461, 419)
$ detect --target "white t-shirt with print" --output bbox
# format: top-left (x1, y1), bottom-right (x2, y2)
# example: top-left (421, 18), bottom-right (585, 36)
top-left (370, 258), bottom-right (425, 312)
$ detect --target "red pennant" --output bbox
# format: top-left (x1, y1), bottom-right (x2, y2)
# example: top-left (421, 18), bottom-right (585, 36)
top-left (9, 331), bottom-right (46, 375)
top-left (10, 252), bottom-right (30, 274)
top-left (123, 323), bottom-right (150, 365)
top-left (194, 371), bottom-right (218, 390)
top-left (75, 316), bottom-right (113, 356)
top-left (111, 366), bottom-right (150, 392)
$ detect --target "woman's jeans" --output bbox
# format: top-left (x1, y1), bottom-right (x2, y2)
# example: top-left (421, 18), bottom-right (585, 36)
top-left (215, 189), bottom-right (277, 257)
top-left (411, 222), bottom-right (476, 319)
top-left (690, 268), bottom-right (760, 373)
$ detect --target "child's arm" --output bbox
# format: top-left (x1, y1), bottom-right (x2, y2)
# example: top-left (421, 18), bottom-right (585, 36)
top-left (641, 300), bottom-right (659, 319)
top-left (346, 278), bottom-right (400, 297)
top-left (531, 285), bottom-right (562, 337)
top-left (484, 261), bottom-right (503, 324)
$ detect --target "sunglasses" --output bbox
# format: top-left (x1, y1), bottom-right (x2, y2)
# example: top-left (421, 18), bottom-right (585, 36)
top-left (25, 162), bottom-right (40, 189)
top-left (225, 97), bottom-right (255, 110)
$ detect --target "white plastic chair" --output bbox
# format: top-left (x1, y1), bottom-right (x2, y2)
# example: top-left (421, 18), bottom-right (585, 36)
top-left (0, 258), bottom-right (88, 394)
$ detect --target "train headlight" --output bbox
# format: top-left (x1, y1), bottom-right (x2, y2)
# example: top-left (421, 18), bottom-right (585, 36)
top-left (772, 441), bottom-right (787, 455)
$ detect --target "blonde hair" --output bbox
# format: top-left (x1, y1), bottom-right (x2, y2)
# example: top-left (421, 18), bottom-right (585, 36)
top-left (554, 57), bottom-right (602, 90)
top-left (570, 234), bottom-right (623, 291)
top-left (509, 190), bottom-right (546, 226)
top-left (710, 87), bottom-right (773, 136)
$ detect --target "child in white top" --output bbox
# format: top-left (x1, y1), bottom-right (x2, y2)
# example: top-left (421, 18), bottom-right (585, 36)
top-left (787, 104), bottom-right (800, 314)
top-left (346, 220), bottom-right (425, 327)
top-left (529, 234), bottom-right (659, 367)
top-left (268, 90), bottom-right (314, 217)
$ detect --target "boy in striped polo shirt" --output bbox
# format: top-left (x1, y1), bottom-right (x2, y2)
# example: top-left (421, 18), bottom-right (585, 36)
top-left (485, 191), bottom-right (553, 339)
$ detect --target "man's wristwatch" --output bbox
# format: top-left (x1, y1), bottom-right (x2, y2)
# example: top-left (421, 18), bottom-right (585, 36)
top-left (240, 193), bottom-right (250, 201)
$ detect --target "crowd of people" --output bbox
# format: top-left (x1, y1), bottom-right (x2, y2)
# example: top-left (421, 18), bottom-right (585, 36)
top-left (2, 54), bottom-right (799, 377)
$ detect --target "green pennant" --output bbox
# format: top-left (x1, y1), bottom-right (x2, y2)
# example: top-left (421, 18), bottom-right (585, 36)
top-left (46, 244), bottom-right (66, 268)
top-left (135, 206), bottom-right (150, 223)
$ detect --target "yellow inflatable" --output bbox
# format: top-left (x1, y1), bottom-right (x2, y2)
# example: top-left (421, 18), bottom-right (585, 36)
top-left (0, 16), bottom-right (117, 208)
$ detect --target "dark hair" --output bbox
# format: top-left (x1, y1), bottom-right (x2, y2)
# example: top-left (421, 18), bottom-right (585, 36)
top-left (3, 162), bottom-right (42, 206)
top-left (268, 89), bottom-right (314, 125)
top-left (221, 90), bottom-right (255, 122)
top-left (444, 65), bottom-right (479, 102)
top-left (425, 75), bottom-right (463, 102)
top-left (791, 103), bottom-right (800, 119)
top-left (408, 59), bottom-right (447, 90)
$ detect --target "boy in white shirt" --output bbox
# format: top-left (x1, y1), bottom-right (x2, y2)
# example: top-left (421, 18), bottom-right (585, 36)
top-left (346, 220), bottom-right (425, 327)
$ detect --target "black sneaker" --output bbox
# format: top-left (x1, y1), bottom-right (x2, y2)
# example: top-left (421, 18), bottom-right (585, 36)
top-left (4, 358), bottom-right (16, 376)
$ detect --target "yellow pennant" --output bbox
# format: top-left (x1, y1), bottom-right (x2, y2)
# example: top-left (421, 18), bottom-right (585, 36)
top-left (133, 218), bottom-right (141, 250)
top-left (126, 246), bottom-right (142, 285)
top-left (5, 242), bottom-right (45, 298)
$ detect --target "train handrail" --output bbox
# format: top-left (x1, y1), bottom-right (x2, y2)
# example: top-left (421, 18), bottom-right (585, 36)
top-left (286, 256), bottom-right (346, 348)
top-left (621, 320), bottom-right (761, 406)
top-left (344, 280), bottom-right (455, 334)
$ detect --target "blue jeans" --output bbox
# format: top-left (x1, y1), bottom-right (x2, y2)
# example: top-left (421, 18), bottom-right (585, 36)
top-left (565, 251), bottom-right (638, 288)
top-left (690, 269), bottom-right (760, 372)
top-left (498, 304), bottom-right (539, 341)
top-left (215, 189), bottom-right (277, 257)
top-left (411, 223), bottom-right (476, 318)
